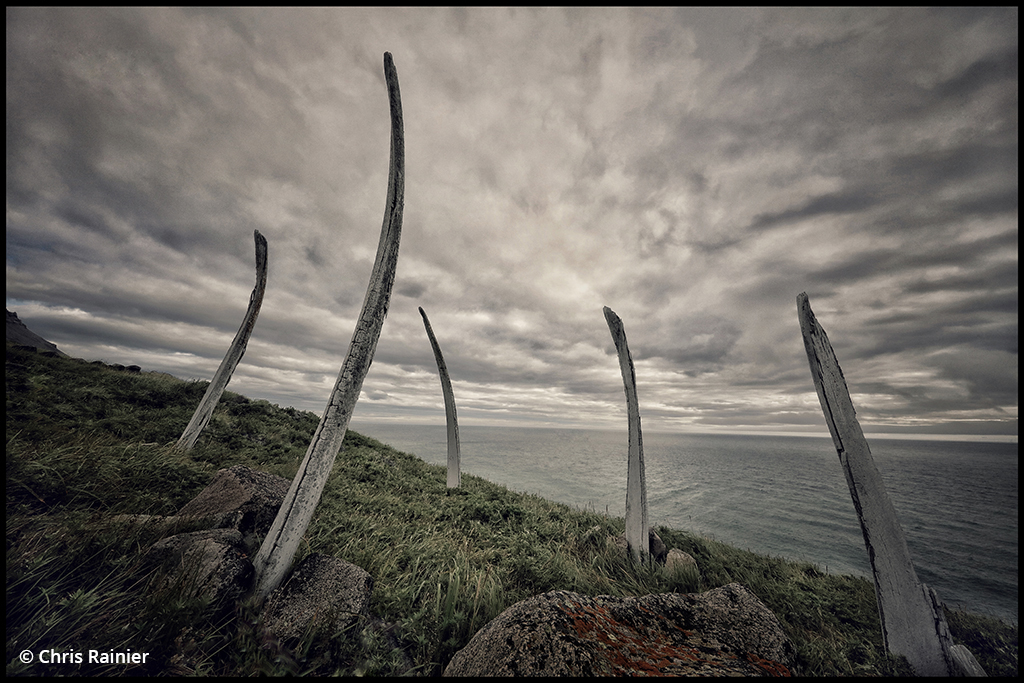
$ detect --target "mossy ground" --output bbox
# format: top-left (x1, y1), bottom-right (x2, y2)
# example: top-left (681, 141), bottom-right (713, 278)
top-left (6, 345), bottom-right (1017, 675)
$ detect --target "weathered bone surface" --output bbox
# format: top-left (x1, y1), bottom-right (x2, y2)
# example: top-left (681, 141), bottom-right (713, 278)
top-left (251, 52), bottom-right (404, 604)
top-left (419, 307), bottom-right (461, 488)
top-left (176, 230), bottom-right (269, 451)
top-left (797, 292), bottom-right (984, 677)
top-left (603, 306), bottom-right (649, 562)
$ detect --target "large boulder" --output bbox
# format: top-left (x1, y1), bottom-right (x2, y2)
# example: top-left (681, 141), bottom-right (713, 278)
top-left (174, 464), bottom-right (291, 549)
top-left (262, 553), bottom-right (374, 641)
top-left (120, 465), bottom-right (291, 545)
top-left (143, 529), bottom-right (253, 606)
top-left (443, 583), bottom-right (794, 677)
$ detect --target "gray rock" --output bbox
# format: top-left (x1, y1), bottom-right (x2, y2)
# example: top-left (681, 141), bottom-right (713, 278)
top-left (612, 528), bottom-right (669, 564)
top-left (665, 548), bottom-right (698, 575)
top-left (175, 464), bottom-right (290, 550)
top-left (262, 553), bottom-right (374, 642)
top-left (144, 529), bottom-right (253, 606)
top-left (117, 465), bottom-right (290, 547)
top-left (144, 528), bottom-right (245, 565)
top-left (443, 583), bottom-right (794, 677)
top-left (648, 529), bottom-right (668, 564)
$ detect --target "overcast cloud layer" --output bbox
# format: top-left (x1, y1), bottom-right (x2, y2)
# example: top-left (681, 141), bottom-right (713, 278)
top-left (7, 7), bottom-right (1018, 439)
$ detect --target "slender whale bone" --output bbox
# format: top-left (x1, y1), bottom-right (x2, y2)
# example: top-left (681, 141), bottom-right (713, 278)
top-left (603, 306), bottom-right (649, 562)
top-left (251, 52), bottom-right (405, 604)
top-left (797, 292), bottom-right (984, 676)
top-left (176, 229), bottom-right (268, 451)
top-left (419, 307), bottom-right (461, 488)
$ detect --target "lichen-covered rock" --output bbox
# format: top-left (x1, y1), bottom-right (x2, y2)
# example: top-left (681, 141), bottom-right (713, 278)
top-left (262, 553), bottom-right (374, 642)
top-left (443, 583), bottom-right (794, 677)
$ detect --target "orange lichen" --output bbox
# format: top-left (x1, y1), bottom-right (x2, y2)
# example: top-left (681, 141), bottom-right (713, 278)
top-left (557, 598), bottom-right (791, 677)
top-left (746, 652), bottom-right (793, 676)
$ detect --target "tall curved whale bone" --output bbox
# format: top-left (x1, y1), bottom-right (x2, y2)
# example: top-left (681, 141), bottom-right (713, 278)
top-left (603, 306), bottom-right (649, 562)
top-left (176, 229), bottom-right (268, 451)
top-left (419, 307), bottom-right (461, 488)
top-left (252, 53), bottom-right (404, 604)
top-left (797, 292), bottom-right (984, 676)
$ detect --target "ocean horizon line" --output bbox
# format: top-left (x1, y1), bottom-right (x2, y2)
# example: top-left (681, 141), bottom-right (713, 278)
top-left (350, 420), bottom-right (1018, 445)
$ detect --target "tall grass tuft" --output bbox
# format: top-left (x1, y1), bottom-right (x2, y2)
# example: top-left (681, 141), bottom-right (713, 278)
top-left (6, 344), bottom-right (1017, 676)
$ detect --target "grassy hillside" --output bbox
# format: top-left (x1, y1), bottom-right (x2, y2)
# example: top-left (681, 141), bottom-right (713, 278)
top-left (6, 344), bottom-right (1017, 676)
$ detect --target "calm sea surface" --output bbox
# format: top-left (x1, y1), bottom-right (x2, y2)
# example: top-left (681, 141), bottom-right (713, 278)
top-left (350, 422), bottom-right (1018, 625)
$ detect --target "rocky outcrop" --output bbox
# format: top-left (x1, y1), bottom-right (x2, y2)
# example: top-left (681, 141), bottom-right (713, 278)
top-left (443, 583), bottom-right (794, 677)
top-left (140, 466), bottom-right (778, 678)
top-left (6, 309), bottom-right (68, 357)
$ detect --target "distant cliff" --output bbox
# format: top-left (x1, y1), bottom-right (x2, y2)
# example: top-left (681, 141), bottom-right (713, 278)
top-left (6, 309), bottom-right (68, 357)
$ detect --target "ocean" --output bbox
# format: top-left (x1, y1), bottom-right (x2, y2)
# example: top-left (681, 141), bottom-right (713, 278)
top-left (349, 422), bottom-right (1018, 625)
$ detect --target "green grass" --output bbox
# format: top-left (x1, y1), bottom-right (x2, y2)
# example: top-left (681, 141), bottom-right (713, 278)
top-left (6, 344), bottom-right (1018, 676)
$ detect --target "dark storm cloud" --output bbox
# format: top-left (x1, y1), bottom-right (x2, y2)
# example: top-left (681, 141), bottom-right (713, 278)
top-left (863, 293), bottom-right (1018, 354)
top-left (749, 189), bottom-right (882, 232)
top-left (803, 230), bottom-right (1017, 290)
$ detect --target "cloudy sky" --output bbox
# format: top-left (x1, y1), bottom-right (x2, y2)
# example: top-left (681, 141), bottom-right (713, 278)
top-left (7, 7), bottom-right (1017, 440)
